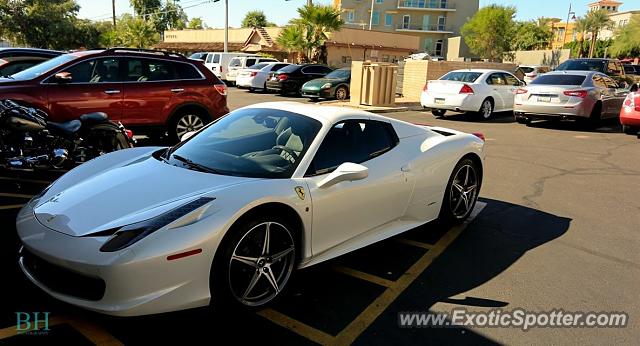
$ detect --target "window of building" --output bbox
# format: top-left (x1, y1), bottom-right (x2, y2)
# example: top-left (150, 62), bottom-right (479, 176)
top-left (346, 10), bottom-right (355, 23)
top-left (440, 0), bottom-right (447, 8)
top-left (437, 16), bottom-right (446, 31)
top-left (402, 15), bottom-right (410, 29)
top-left (376, 0), bottom-right (383, 3)
top-left (384, 13), bottom-right (393, 26)
top-left (435, 39), bottom-right (443, 56)
top-left (341, 56), bottom-right (352, 64)
top-left (382, 55), bottom-right (389, 62)
top-left (429, 0), bottom-right (437, 8)
top-left (424, 38), bottom-right (433, 52)
top-left (372, 11), bottom-right (380, 25)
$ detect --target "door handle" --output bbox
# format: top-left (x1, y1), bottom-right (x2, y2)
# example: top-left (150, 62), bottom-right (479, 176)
top-left (171, 88), bottom-right (184, 93)
top-left (103, 90), bottom-right (120, 94)
top-left (401, 164), bottom-right (411, 172)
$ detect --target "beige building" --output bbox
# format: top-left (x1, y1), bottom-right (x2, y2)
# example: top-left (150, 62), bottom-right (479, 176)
top-left (157, 26), bottom-right (420, 67)
top-left (333, 0), bottom-right (479, 59)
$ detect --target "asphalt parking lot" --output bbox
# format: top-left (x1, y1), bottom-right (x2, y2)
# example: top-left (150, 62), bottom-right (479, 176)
top-left (1, 91), bottom-right (638, 345)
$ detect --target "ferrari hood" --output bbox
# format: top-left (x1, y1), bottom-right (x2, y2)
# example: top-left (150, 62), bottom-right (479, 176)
top-left (33, 156), bottom-right (257, 236)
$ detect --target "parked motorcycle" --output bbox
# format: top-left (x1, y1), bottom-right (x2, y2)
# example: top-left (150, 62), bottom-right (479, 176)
top-left (0, 100), bottom-right (135, 170)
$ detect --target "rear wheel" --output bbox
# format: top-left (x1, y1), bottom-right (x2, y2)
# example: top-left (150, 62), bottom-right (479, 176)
top-left (515, 114), bottom-right (530, 124)
top-left (438, 158), bottom-right (481, 224)
top-left (477, 99), bottom-right (494, 120)
top-left (431, 109), bottom-right (446, 117)
top-left (623, 124), bottom-right (638, 135)
top-left (579, 102), bottom-right (602, 128)
top-left (211, 215), bottom-right (297, 310)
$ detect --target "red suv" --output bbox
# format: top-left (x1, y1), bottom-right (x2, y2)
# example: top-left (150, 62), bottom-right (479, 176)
top-left (0, 48), bottom-right (228, 142)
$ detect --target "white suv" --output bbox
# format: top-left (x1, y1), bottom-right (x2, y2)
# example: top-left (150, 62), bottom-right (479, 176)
top-left (226, 56), bottom-right (278, 85)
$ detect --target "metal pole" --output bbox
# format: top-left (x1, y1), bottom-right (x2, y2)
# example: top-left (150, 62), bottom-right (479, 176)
top-left (369, 0), bottom-right (374, 30)
top-left (224, 0), bottom-right (228, 52)
top-left (562, 3), bottom-right (572, 48)
top-left (112, 0), bottom-right (116, 29)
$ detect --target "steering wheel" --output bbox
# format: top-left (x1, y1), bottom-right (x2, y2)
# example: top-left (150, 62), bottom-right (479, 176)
top-left (272, 145), bottom-right (299, 161)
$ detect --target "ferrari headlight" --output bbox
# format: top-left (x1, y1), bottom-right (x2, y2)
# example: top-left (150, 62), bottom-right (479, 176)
top-left (321, 83), bottom-right (332, 89)
top-left (99, 197), bottom-right (215, 252)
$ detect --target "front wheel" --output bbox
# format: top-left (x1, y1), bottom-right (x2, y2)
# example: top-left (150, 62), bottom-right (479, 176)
top-left (438, 158), bottom-right (481, 224)
top-left (335, 86), bottom-right (349, 101)
top-left (212, 216), bottom-right (297, 310)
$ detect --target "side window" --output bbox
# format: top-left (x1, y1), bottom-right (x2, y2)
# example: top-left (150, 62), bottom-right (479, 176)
top-left (308, 120), bottom-right (398, 175)
top-left (602, 76), bottom-right (619, 89)
top-left (271, 63), bottom-right (288, 71)
top-left (126, 58), bottom-right (144, 81)
top-left (592, 75), bottom-right (607, 89)
top-left (503, 73), bottom-right (520, 86)
top-left (147, 59), bottom-right (175, 81)
top-left (205, 54), bottom-right (214, 64)
top-left (229, 58), bottom-right (242, 67)
top-left (65, 58), bottom-right (120, 83)
top-left (320, 66), bottom-right (333, 74)
top-left (174, 62), bottom-right (202, 80)
top-left (212, 54), bottom-right (220, 64)
top-left (303, 66), bottom-right (325, 74)
top-left (0, 61), bottom-right (39, 75)
top-left (486, 73), bottom-right (506, 85)
top-left (245, 58), bottom-right (257, 67)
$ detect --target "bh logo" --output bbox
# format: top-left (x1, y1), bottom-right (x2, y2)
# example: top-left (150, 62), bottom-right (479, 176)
top-left (16, 312), bottom-right (50, 333)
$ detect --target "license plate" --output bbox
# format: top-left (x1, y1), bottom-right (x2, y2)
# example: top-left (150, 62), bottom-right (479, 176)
top-left (537, 96), bottom-right (551, 102)
top-left (435, 98), bottom-right (445, 104)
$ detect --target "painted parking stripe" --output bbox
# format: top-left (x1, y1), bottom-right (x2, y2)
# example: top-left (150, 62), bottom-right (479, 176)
top-left (333, 266), bottom-right (396, 288)
top-left (0, 193), bottom-right (34, 199)
top-left (394, 238), bottom-right (434, 250)
top-left (257, 308), bottom-right (335, 345)
top-left (334, 202), bottom-right (486, 345)
top-left (0, 204), bottom-right (25, 210)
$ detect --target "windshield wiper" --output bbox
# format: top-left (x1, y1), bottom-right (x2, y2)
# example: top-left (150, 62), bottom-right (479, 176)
top-left (172, 154), bottom-right (221, 174)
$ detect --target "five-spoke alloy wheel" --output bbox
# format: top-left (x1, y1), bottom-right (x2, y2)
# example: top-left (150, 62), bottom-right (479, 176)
top-left (439, 158), bottom-right (481, 223)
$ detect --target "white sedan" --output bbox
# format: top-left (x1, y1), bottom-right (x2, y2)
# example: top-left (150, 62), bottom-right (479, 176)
top-left (236, 62), bottom-right (291, 92)
top-left (17, 102), bottom-right (485, 316)
top-left (421, 69), bottom-right (524, 119)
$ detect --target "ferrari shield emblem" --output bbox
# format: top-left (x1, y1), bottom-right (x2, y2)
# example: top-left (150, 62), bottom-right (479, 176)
top-left (295, 186), bottom-right (305, 200)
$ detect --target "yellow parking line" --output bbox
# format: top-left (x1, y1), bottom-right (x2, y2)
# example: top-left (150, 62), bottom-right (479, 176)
top-left (333, 266), bottom-right (395, 288)
top-left (394, 238), bottom-right (434, 250)
top-left (0, 316), bottom-right (65, 339)
top-left (67, 317), bottom-right (123, 346)
top-left (0, 193), bottom-right (33, 199)
top-left (333, 202), bottom-right (486, 345)
top-left (257, 308), bottom-right (335, 345)
top-left (0, 176), bottom-right (51, 184)
top-left (0, 204), bottom-right (25, 210)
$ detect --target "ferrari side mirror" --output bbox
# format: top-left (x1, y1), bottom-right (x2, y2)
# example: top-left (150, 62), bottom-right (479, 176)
top-left (317, 162), bottom-right (368, 188)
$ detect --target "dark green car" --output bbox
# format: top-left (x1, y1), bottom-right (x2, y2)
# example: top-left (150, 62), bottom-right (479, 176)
top-left (300, 68), bottom-right (351, 101)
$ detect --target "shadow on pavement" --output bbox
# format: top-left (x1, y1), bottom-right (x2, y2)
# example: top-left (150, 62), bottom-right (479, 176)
top-left (356, 198), bottom-right (572, 345)
top-left (525, 118), bottom-right (623, 134)
top-left (435, 111), bottom-right (516, 124)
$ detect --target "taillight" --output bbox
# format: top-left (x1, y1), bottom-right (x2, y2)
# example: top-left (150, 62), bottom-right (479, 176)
top-left (214, 84), bottom-right (227, 96)
top-left (250, 71), bottom-right (257, 77)
top-left (459, 84), bottom-right (474, 94)
top-left (472, 132), bottom-right (485, 141)
top-left (278, 74), bottom-right (289, 81)
top-left (125, 129), bottom-right (133, 139)
top-left (564, 90), bottom-right (588, 98)
top-left (423, 83), bottom-right (428, 92)
top-left (624, 93), bottom-right (640, 112)
top-left (515, 88), bottom-right (528, 94)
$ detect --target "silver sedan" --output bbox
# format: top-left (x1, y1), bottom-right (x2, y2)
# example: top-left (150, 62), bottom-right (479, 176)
top-left (514, 71), bottom-right (628, 124)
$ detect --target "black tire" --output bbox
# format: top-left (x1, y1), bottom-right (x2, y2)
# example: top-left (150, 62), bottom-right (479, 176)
top-left (168, 109), bottom-right (211, 143)
top-left (431, 109), bottom-right (446, 117)
top-left (477, 98), bottom-right (494, 120)
top-left (211, 214), bottom-right (298, 311)
top-left (335, 86), bottom-right (349, 101)
top-left (623, 124), bottom-right (638, 135)
top-left (585, 102), bottom-right (602, 128)
top-left (438, 158), bottom-right (481, 225)
top-left (515, 114), bottom-right (530, 124)
top-left (249, 87), bottom-right (255, 92)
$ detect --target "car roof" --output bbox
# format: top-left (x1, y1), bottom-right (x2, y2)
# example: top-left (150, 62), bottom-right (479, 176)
top-left (57, 48), bottom-right (190, 62)
top-left (543, 70), bottom-right (601, 77)
top-left (450, 69), bottom-right (512, 74)
top-left (567, 58), bottom-right (618, 62)
top-left (0, 47), bottom-right (63, 53)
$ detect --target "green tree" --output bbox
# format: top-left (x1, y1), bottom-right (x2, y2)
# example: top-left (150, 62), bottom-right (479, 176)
top-left (108, 14), bottom-right (160, 49)
top-left (0, 0), bottom-right (80, 49)
top-left (460, 5), bottom-right (517, 61)
top-left (187, 17), bottom-right (206, 29)
top-left (609, 14), bottom-right (640, 57)
top-left (286, 4), bottom-right (343, 62)
top-left (155, 1), bottom-right (188, 31)
top-left (130, 0), bottom-right (161, 17)
top-left (585, 9), bottom-right (613, 58)
top-left (276, 25), bottom-right (308, 61)
top-left (241, 10), bottom-right (275, 28)
top-left (572, 17), bottom-right (589, 58)
top-left (513, 20), bottom-right (552, 51)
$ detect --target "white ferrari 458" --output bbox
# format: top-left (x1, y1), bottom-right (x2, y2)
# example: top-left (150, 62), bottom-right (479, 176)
top-left (17, 102), bottom-right (485, 316)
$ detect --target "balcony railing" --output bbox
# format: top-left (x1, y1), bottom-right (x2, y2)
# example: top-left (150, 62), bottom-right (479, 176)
top-left (398, 0), bottom-right (456, 10)
top-left (396, 23), bottom-right (452, 32)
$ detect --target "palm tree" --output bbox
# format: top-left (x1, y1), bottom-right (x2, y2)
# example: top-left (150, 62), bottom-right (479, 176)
top-left (290, 4), bottom-right (343, 63)
top-left (276, 25), bottom-right (308, 62)
top-left (585, 9), bottom-right (613, 58)
top-left (573, 17), bottom-right (588, 58)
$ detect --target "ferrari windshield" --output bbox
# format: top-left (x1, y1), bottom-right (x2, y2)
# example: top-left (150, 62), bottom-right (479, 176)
top-left (167, 108), bottom-right (322, 178)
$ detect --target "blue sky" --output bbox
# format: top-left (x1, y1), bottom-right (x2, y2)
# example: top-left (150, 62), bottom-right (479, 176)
top-left (76, 0), bottom-right (630, 27)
